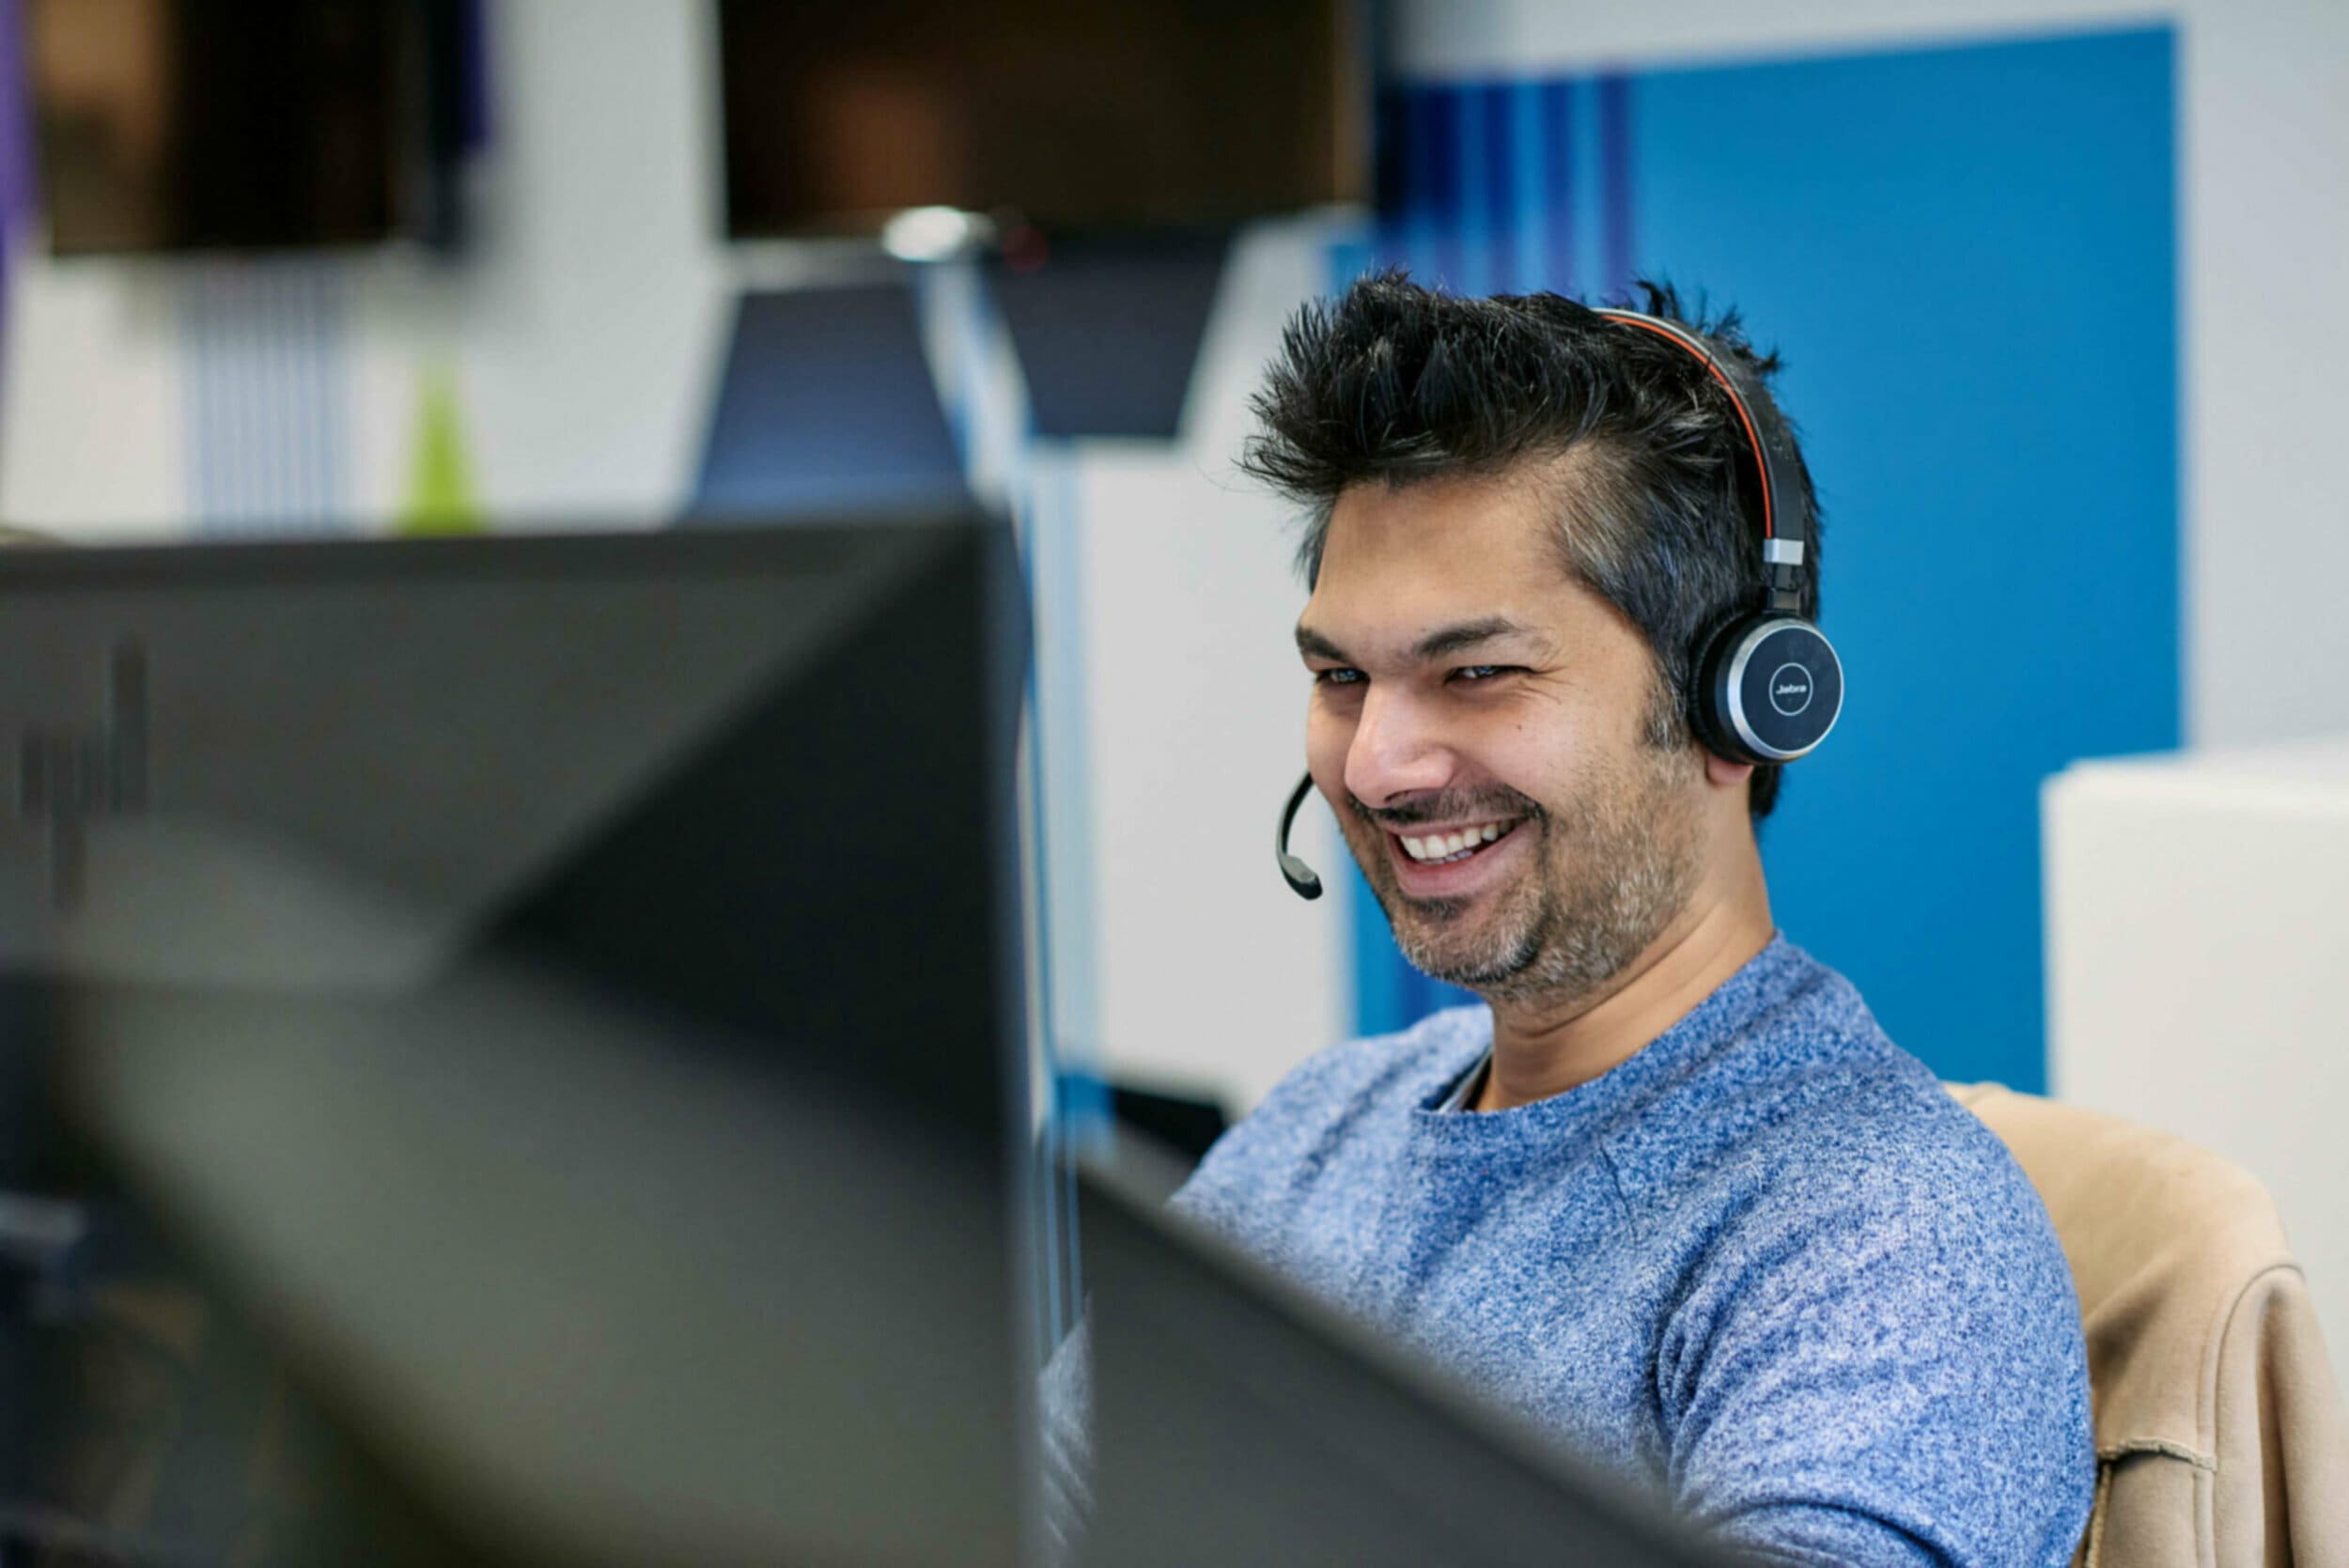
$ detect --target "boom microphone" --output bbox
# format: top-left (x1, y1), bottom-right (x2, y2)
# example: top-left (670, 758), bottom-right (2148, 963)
top-left (1274, 772), bottom-right (1323, 900)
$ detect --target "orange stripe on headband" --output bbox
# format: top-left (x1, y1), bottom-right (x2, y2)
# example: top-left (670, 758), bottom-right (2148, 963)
top-left (1598, 313), bottom-right (1776, 540)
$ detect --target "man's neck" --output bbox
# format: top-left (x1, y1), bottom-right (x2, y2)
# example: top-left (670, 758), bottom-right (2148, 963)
top-left (1473, 860), bottom-right (1775, 1113)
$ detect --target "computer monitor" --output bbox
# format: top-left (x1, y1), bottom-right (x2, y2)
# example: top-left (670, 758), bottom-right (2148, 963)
top-left (0, 519), bottom-right (1035, 1565)
top-left (1076, 1143), bottom-right (1738, 1568)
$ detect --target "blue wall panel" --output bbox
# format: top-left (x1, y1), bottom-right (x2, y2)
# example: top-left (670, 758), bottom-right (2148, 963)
top-left (1356, 28), bottom-right (2178, 1087)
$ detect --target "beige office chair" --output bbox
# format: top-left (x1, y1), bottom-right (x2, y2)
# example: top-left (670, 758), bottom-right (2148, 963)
top-left (1947, 1083), bottom-right (2349, 1568)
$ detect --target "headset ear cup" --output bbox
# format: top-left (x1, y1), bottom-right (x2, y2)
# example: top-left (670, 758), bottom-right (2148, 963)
top-left (1703, 617), bottom-right (1843, 764)
top-left (1690, 614), bottom-right (1766, 766)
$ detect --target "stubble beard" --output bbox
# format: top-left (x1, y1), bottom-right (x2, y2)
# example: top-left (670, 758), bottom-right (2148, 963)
top-left (1348, 743), bottom-right (1705, 1014)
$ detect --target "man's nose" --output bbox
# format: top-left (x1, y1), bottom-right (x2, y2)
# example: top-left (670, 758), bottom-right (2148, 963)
top-left (1344, 687), bottom-right (1455, 808)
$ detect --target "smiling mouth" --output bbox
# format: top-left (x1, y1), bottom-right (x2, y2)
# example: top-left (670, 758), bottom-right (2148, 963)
top-left (1393, 818), bottom-right (1523, 866)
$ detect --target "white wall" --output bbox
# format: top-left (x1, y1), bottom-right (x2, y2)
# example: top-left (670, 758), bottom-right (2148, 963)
top-left (0, 251), bottom-right (181, 536)
top-left (1394, 0), bottom-right (2349, 751)
top-left (408, 0), bottom-right (731, 526)
top-left (1064, 215), bottom-right (1354, 1111)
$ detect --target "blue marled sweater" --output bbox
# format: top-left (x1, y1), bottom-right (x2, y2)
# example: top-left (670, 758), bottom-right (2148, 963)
top-left (1065, 937), bottom-right (2093, 1565)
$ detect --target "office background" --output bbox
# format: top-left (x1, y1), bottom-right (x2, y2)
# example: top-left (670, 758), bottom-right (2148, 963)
top-left (0, 0), bottom-right (2341, 1122)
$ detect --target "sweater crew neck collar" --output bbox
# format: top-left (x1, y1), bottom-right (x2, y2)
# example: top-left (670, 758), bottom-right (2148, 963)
top-left (1406, 935), bottom-right (1809, 1149)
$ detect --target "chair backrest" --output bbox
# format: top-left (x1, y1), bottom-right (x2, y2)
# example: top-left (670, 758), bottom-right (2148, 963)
top-left (1946, 1083), bottom-right (2349, 1568)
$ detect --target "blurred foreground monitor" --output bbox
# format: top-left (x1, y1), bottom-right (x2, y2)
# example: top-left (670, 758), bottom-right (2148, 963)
top-left (0, 520), bottom-right (1034, 1564)
top-left (1079, 1141), bottom-right (1736, 1568)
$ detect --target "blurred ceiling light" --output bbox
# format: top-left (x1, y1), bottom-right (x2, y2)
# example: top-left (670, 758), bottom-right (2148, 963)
top-left (880, 206), bottom-right (985, 261)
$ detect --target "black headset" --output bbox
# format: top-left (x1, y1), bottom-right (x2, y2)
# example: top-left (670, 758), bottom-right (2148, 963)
top-left (1275, 307), bottom-right (1843, 901)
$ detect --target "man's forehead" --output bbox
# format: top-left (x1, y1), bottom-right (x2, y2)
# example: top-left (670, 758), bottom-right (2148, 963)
top-left (1302, 473), bottom-right (1595, 659)
top-left (1320, 468), bottom-right (1570, 563)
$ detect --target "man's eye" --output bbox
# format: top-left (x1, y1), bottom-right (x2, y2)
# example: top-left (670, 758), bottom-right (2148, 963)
top-left (1453, 664), bottom-right (1519, 683)
top-left (1314, 667), bottom-right (1364, 687)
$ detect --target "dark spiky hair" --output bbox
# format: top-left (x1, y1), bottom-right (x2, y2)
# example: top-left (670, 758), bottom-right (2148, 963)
top-left (1239, 272), bottom-right (1820, 818)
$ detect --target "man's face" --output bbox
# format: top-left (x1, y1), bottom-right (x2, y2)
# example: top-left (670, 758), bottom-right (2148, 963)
top-left (1297, 466), bottom-right (1708, 1006)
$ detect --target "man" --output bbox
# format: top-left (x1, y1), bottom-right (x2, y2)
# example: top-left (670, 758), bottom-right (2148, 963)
top-left (1054, 274), bottom-right (2094, 1565)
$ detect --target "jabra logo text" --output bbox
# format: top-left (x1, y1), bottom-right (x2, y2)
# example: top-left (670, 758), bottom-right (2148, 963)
top-left (1766, 661), bottom-right (1815, 718)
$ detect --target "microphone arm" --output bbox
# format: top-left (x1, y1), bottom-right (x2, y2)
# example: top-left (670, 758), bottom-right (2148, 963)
top-left (1274, 772), bottom-right (1324, 901)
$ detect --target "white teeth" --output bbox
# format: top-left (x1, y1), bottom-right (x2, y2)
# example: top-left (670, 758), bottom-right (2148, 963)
top-left (1399, 820), bottom-right (1515, 863)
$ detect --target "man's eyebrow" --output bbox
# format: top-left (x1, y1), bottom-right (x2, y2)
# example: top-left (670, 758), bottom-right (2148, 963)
top-left (1295, 616), bottom-right (1540, 666)
top-left (1295, 625), bottom-right (1351, 662)
top-left (1411, 616), bottom-right (1533, 661)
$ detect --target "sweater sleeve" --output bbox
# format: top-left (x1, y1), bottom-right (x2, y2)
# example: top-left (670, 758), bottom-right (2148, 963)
top-left (1651, 1143), bottom-right (2094, 1567)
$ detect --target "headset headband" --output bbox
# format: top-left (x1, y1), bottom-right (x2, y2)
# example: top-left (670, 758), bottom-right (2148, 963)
top-left (1594, 308), bottom-right (1809, 614)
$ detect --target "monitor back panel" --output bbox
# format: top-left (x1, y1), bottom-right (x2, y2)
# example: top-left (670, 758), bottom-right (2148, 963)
top-left (1080, 1151), bottom-right (1731, 1568)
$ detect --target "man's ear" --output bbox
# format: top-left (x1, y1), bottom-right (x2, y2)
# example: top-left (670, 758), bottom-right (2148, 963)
top-left (1703, 752), bottom-right (1755, 791)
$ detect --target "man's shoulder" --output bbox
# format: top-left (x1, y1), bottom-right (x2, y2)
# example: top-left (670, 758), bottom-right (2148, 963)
top-left (1610, 946), bottom-right (2053, 1240)
top-left (1701, 1057), bottom-right (2058, 1250)
top-left (1758, 976), bottom-right (2036, 1205)
top-left (1629, 955), bottom-right (2077, 1336)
